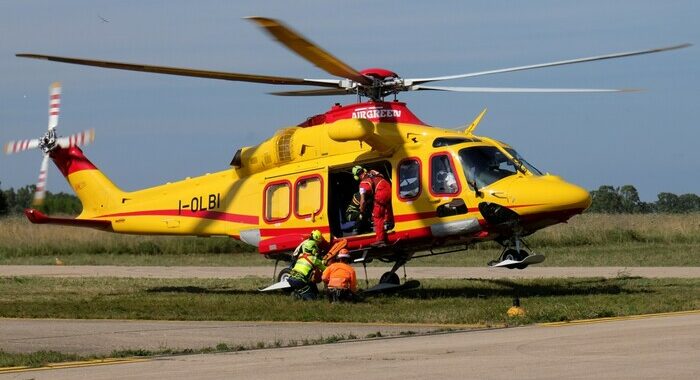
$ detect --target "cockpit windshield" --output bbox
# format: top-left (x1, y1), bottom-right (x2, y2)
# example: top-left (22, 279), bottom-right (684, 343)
top-left (458, 146), bottom-right (542, 189)
top-left (505, 148), bottom-right (542, 176)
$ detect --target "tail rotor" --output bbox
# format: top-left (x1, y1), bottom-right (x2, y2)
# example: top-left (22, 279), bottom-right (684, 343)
top-left (3, 82), bottom-right (96, 206)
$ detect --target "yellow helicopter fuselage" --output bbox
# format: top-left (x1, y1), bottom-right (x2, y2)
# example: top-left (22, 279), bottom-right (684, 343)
top-left (48, 101), bottom-right (591, 257)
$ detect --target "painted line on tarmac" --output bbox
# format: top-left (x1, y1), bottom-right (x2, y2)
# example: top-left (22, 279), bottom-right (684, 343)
top-left (0, 357), bottom-right (149, 374)
top-left (539, 309), bottom-right (700, 327)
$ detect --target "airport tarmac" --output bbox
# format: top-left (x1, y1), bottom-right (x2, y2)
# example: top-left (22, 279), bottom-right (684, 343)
top-left (1, 312), bottom-right (698, 379)
top-left (1, 265), bottom-right (699, 279)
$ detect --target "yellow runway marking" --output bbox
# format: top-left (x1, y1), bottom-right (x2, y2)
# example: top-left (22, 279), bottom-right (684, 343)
top-left (0, 357), bottom-right (149, 374)
top-left (539, 309), bottom-right (700, 327)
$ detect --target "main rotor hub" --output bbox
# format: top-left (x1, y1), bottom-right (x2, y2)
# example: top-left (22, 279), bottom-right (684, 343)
top-left (39, 129), bottom-right (57, 154)
top-left (356, 68), bottom-right (404, 101)
top-left (359, 68), bottom-right (399, 81)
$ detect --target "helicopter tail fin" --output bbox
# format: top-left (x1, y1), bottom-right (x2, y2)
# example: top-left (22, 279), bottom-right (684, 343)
top-left (49, 146), bottom-right (125, 218)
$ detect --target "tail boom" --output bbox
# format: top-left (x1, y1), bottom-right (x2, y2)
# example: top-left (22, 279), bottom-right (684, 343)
top-left (49, 146), bottom-right (124, 218)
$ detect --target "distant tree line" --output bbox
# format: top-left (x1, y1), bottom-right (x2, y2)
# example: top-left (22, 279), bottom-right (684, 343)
top-left (0, 182), bottom-right (697, 216)
top-left (588, 185), bottom-right (700, 214)
top-left (0, 183), bottom-right (82, 216)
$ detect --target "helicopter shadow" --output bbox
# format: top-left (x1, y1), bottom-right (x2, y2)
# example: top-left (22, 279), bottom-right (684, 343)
top-left (146, 285), bottom-right (260, 296)
top-left (389, 276), bottom-right (650, 299)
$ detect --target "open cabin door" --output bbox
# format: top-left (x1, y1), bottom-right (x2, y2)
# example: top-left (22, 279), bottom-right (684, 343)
top-left (328, 161), bottom-right (392, 239)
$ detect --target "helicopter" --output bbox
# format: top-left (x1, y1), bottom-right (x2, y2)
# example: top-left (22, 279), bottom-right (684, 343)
top-left (7, 17), bottom-right (690, 285)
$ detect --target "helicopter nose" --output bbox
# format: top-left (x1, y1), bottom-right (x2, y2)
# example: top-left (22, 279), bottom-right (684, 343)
top-left (555, 181), bottom-right (592, 211)
top-left (530, 175), bottom-right (591, 212)
top-left (493, 175), bottom-right (591, 217)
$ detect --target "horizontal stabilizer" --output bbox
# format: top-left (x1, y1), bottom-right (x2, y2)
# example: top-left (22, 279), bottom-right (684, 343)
top-left (24, 208), bottom-right (112, 231)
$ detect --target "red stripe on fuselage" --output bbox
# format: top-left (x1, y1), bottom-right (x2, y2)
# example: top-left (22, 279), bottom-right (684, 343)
top-left (97, 209), bottom-right (259, 225)
top-left (259, 226), bottom-right (331, 237)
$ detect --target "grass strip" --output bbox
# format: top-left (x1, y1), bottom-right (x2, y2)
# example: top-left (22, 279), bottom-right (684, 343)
top-left (1, 277), bottom-right (698, 325)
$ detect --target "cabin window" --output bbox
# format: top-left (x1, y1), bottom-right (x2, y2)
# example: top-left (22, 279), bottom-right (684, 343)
top-left (264, 181), bottom-right (291, 222)
top-left (430, 153), bottom-right (460, 196)
top-left (295, 175), bottom-right (323, 218)
top-left (398, 158), bottom-right (421, 200)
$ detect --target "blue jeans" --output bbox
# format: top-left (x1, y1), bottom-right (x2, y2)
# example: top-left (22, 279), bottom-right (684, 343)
top-left (287, 277), bottom-right (318, 301)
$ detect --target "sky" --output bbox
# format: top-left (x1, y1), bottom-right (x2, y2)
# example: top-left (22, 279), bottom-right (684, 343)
top-left (1, 1), bottom-right (698, 201)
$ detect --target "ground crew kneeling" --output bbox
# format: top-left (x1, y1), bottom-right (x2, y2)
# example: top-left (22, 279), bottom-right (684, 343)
top-left (288, 232), bottom-right (326, 301)
top-left (322, 249), bottom-right (359, 302)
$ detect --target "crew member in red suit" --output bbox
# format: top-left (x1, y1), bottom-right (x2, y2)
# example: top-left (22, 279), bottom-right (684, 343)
top-left (352, 165), bottom-right (393, 245)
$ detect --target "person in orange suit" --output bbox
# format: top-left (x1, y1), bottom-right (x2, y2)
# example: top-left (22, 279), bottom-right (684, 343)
top-left (322, 249), bottom-right (359, 302)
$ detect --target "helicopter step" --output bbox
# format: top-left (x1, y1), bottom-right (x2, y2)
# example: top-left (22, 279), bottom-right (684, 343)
top-left (489, 253), bottom-right (546, 269)
top-left (258, 280), bottom-right (291, 292)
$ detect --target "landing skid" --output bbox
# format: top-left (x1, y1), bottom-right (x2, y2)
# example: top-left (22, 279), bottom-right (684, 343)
top-left (489, 254), bottom-right (546, 269)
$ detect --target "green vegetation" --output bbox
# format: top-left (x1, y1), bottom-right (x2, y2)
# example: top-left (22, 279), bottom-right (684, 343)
top-left (0, 350), bottom-right (82, 368)
top-left (0, 277), bottom-right (697, 324)
top-left (0, 183), bottom-right (81, 216)
top-left (588, 185), bottom-right (700, 213)
top-left (2, 213), bottom-right (698, 266)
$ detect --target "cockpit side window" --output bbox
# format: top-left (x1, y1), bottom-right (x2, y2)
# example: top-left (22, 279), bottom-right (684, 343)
top-left (430, 153), bottom-right (460, 196)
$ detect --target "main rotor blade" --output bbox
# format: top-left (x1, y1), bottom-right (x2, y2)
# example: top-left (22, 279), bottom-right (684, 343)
top-left (4, 139), bottom-right (40, 155)
top-left (270, 88), bottom-right (352, 96)
top-left (411, 85), bottom-right (638, 93)
top-left (48, 82), bottom-right (61, 130)
top-left (33, 154), bottom-right (49, 206)
top-left (247, 17), bottom-right (372, 86)
top-left (16, 54), bottom-right (341, 88)
top-left (409, 43), bottom-right (692, 85)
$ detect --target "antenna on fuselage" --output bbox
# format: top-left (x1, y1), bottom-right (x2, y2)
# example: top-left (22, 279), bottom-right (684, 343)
top-left (465, 108), bottom-right (488, 134)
